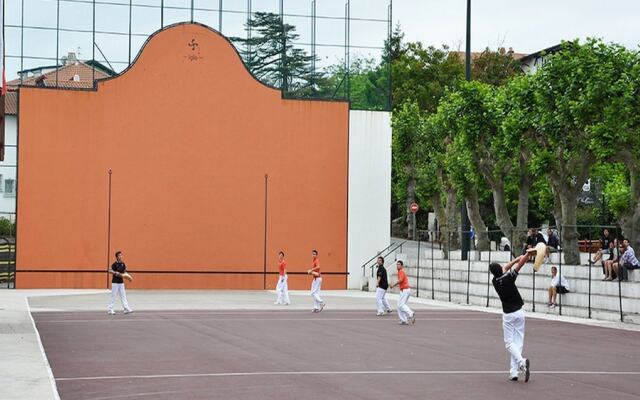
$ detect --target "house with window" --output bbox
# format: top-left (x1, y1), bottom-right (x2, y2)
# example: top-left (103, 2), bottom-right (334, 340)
top-left (1, 53), bottom-right (114, 221)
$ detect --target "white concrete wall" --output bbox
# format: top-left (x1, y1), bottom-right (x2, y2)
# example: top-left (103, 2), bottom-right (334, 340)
top-left (347, 110), bottom-right (391, 289)
top-left (0, 115), bottom-right (17, 221)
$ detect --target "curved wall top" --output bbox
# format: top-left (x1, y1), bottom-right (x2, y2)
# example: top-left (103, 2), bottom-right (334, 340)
top-left (16, 23), bottom-right (349, 289)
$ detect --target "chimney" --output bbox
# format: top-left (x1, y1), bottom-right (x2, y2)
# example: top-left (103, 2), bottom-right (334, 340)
top-left (66, 52), bottom-right (77, 65)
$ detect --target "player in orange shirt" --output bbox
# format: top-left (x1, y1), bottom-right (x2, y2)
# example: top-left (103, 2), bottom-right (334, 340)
top-left (389, 260), bottom-right (415, 325)
top-left (275, 251), bottom-right (290, 305)
top-left (307, 249), bottom-right (325, 312)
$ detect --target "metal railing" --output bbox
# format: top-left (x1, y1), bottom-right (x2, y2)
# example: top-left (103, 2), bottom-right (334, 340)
top-left (361, 240), bottom-right (407, 278)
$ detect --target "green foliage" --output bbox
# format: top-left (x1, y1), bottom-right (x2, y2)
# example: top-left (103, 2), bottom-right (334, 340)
top-left (0, 218), bottom-right (15, 237)
top-left (472, 47), bottom-right (523, 86)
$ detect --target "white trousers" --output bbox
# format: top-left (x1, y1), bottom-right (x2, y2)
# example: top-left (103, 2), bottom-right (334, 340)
top-left (397, 289), bottom-right (413, 323)
top-left (108, 283), bottom-right (131, 312)
top-left (275, 275), bottom-right (290, 304)
top-left (502, 309), bottom-right (526, 377)
top-left (311, 277), bottom-right (323, 309)
top-left (376, 288), bottom-right (391, 313)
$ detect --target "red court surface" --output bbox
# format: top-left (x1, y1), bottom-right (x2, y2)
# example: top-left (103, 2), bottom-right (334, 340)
top-left (33, 309), bottom-right (640, 400)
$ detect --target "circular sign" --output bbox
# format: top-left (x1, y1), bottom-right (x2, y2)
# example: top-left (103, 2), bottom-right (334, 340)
top-left (410, 202), bottom-right (419, 214)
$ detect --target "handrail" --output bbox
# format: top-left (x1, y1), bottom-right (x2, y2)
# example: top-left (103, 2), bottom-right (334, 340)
top-left (362, 240), bottom-right (407, 277)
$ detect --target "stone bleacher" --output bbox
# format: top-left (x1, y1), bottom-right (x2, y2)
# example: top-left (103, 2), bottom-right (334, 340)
top-left (371, 250), bottom-right (640, 324)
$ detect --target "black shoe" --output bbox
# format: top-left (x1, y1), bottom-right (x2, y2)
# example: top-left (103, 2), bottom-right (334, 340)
top-left (510, 377), bottom-right (518, 382)
top-left (524, 359), bottom-right (530, 382)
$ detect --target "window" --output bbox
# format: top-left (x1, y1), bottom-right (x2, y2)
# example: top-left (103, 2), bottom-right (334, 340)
top-left (0, 174), bottom-right (3, 192)
top-left (4, 179), bottom-right (15, 197)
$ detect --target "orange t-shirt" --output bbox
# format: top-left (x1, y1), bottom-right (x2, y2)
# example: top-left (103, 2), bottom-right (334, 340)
top-left (398, 268), bottom-right (410, 290)
top-left (311, 257), bottom-right (321, 277)
top-left (278, 260), bottom-right (287, 276)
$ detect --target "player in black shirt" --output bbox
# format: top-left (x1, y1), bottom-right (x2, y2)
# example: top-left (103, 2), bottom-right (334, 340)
top-left (489, 249), bottom-right (535, 383)
top-left (107, 251), bottom-right (133, 315)
top-left (375, 257), bottom-right (392, 315)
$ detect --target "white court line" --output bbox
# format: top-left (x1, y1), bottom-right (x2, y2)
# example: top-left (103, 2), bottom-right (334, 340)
top-left (56, 370), bottom-right (640, 382)
top-left (26, 298), bottom-right (62, 400)
top-left (35, 317), bottom-right (494, 323)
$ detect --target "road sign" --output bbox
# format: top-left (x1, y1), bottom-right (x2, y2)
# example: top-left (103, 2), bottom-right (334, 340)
top-left (410, 202), bottom-right (419, 214)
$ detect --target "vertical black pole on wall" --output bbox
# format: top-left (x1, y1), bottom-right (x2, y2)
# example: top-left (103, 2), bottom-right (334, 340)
top-left (416, 235), bottom-right (421, 297)
top-left (247, 0), bottom-right (251, 60)
top-left (161, 0), bottom-right (164, 28)
top-left (460, 0), bottom-right (472, 262)
top-left (387, 0), bottom-right (392, 110)
top-left (617, 239), bottom-right (623, 322)
top-left (345, 0), bottom-right (350, 101)
top-left (106, 169), bottom-right (112, 289)
top-left (128, 0), bottom-right (132, 64)
top-left (311, 0), bottom-right (316, 89)
top-left (466, 238), bottom-right (471, 304)
top-left (191, 0), bottom-right (194, 22)
top-left (263, 174), bottom-right (269, 290)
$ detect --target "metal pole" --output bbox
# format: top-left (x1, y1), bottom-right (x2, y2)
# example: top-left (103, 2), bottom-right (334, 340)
top-left (558, 225), bottom-right (563, 315)
top-left (56, 0), bottom-right (60, 87)
top-left (106, 169), bottom-right (112, 289)
top-left (588, 248), bottom-right (592, 318)
top-left (311, 0), bottom-right (316, 90)
top-left (161, 0), bottom-right (164, 28)
top-left (191, 0), bottom-right (194, 22)
top-left (345, 0), bottom-right (350, 101)
top-left (20, 0), bottom-right (24, 84)
top-left (466, 234), bottom-right (471, 304)
top-left (128, 0), bottom-right (132, 64)
top-left (510, 229), bottom-right (514, 261)
top-left (219, 0), bottom-right (223, 31)
top-left (617, 242), bottom-right (623, 322)
top-left (92, 0), bottom-right (95, 87)
top-left (263, 174), bottom-right (268, 290)
top-left (486, 243), bottom-right (491, 307)
top-left (387, 0), bottom-right (392, 110)
top-left (247, 0), bottom-right (252, 61)
top-left (416, 235), bottom-right (421, 298)
top-left (460, 0), bottom-right (472, 261)
top-left (532, 269), bottom-right (536, 313)
top-left (448, 231), bottom-right (451, 302)
top-left (431, 230), bottom-right (435, 300)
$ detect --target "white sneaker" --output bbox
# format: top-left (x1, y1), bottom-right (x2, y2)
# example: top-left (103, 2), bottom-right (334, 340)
top-left (107, 310), bottom-right (115, 315)
top-left (376, 312), bottom-right (384, 316)
top-left (274, 301), bottom-right (281, 305)
top-left (124, 309), bottom-right (134, 314)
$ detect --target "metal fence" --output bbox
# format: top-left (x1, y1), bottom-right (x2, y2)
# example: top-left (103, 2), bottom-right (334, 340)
top-left (5, 0), bottom-right (392, 110)
top-left (0, 212), bottom-right (16, 289)
top-left (369, 225), bottom-right (639, 324)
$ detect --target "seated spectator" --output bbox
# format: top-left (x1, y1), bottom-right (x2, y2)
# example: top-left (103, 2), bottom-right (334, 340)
top-left (603, 239), bottom-right (620, 281)
top-left (546, 228), bottom-right (559, 257)
top-left (548, 266), bottom-right (570, 308)
top-left (522, 228), bottom-right (546, 260)
top-left (615, 239), bottom-right (640, 282)
top-left (589, 228), bottom-right (612, 265)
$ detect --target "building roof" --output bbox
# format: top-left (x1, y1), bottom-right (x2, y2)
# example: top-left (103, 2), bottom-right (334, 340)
top-left (7, 60), bottom-right (114, 90)
top-left (454, 49), bottom-right (527, 61)
top-left (519, 44), bottom-right (562, 64)
top-left (4, 91), bottom-right (18, 115)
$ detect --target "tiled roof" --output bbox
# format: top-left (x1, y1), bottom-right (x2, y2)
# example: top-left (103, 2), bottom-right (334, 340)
top-left (4, 91), bottom-right (17, 115)
top-left (7, 62), bottom-right (111, 90)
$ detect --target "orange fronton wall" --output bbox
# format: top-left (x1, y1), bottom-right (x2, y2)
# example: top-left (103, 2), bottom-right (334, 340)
top-left (16, 23), bottom-right (349, 289)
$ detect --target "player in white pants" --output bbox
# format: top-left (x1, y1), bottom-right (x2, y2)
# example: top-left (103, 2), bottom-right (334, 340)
top-left (107, 251), bottom-right (133, 315)
top-left (374, 256), bottom-right (392, 315)
top-left (308, 249), bottom-right (325, 312)
top-left (275, 251), bottom-right (290, 305)
top-left (389, 260), bottom-right (415, 325)
top-left (490, 249), bottom-right (536, 382)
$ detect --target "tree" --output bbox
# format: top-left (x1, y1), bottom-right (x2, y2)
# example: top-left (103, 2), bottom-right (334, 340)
top-left (231, 12), bottom-right (322, 94)
top-left (471, 47), bottom-right (522, 86)
top-left (530, 39), bottom-right (636, 264)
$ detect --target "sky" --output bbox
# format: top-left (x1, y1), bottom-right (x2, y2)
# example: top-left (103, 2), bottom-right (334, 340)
top-left (4, 0), bottom-right (640, 80)
top-left (394, 0), bottom-right (640, 54)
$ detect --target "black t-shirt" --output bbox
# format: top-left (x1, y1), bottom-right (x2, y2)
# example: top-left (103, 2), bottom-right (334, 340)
top-left (111, 261), bottom-right (127, 284)
top-left (601, 235), bottom-right (612, 250)
top-left (492, 270), bottom-right (524, 314)
top-left (525, 235), bottom-right (537, 247)
top-left (547, 233), bottom-right (559, 249)
top-left (535, 233), bottom-right (547, 245)
top-left (376, 265), bottom-right (389, 290)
